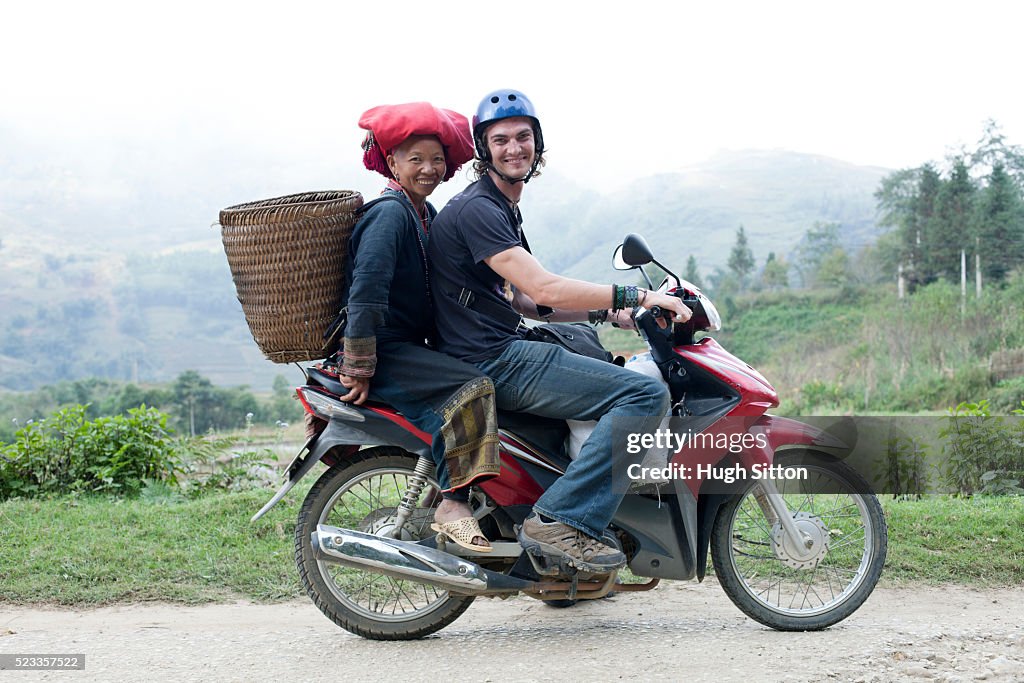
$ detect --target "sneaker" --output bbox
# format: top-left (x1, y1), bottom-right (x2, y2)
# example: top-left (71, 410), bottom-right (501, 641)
top-left (517, 513), bottom-right (626, 573)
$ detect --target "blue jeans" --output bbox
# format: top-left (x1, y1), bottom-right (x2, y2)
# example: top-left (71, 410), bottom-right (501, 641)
top-left (476, 340), bottom-right (670, 539)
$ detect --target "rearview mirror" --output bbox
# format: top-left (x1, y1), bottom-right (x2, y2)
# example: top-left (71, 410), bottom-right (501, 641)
top-left (620, 233), bottom-right (655, 267)
top-left (612, 244), bottom-right (632, 271)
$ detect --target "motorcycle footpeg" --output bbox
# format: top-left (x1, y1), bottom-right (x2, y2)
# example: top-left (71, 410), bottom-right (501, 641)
top-left (515, 522), bottom-right (627, 575)
top-left (513, 523), bottom-right (573, 576)
top-left (523, 546), bottom-right (576, 577)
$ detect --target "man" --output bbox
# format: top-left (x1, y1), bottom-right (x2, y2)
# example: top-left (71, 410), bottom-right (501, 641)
top-left (427, 89), bottom-right (691, 573)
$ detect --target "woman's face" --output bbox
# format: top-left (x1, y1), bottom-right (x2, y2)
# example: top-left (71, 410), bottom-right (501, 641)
top-left (387, 135), bottom-right (446, 205)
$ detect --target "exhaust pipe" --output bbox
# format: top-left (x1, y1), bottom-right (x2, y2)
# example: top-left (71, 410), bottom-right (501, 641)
top-left (312, 524), bottom-right (533, 595)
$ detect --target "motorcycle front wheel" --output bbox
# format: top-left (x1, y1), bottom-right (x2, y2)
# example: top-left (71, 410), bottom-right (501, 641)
top-left (294, 446), bottom-right (474, 640)
top-left (710, 450), bottom-right (887, 631)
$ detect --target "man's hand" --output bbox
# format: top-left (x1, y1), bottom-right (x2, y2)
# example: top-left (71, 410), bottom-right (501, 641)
top-left (339, 375), bottom-right (370, 405)
top-left (644, 291), bottom-right (691, 329)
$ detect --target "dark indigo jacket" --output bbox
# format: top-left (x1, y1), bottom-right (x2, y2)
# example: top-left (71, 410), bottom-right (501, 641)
top-left (340, 188), bottom-right (436, 350)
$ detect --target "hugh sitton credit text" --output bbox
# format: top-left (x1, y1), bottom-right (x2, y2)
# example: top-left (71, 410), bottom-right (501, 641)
top-left (627, 462), bottom-right (809, 483)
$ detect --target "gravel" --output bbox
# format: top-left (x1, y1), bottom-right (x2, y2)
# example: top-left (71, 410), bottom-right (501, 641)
top-left (2, 582), bottom-right (1022, 682)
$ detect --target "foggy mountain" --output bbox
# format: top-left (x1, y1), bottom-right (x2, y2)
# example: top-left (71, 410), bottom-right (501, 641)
top-left (523, 150), bottom-right (888, 284)
top-left (0, 146), bottom-right (889, 392)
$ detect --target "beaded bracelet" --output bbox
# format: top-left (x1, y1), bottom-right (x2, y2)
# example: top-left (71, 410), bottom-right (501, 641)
top-left (612, 284), bottom-right (625, 311)
top-left (623, 285), bottom-right (639, 308)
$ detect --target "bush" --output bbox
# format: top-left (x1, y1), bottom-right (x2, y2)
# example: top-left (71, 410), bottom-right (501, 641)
top-left (0, 405), bottom-right (180, 499)
top-left (890, 364), bottom-right (994, 412)
top-left (989, 377), bottom-right (1024, 414)
top-left (180, 446), bottom-right (278, 495)
top-left (940, 400), bottom-right (1024, 495)
top-left (880, 435), bottom-right (930, 498)
top-left (789, 379), bottom-right (856, 414)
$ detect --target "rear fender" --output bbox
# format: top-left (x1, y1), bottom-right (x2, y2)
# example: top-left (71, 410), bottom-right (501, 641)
top-left (250, 408), bottom-right (433, 522)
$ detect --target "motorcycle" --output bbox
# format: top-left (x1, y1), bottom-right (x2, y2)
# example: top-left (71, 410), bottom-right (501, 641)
top-left (252, 233), bottom-right (887, 640)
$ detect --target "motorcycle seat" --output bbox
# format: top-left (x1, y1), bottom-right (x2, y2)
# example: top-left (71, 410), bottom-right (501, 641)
top-left (497, 410), bottom-right (570, 466)
top-left (306, 366), bottom-right (348, 396)
top-left (305, 366), bottom-right (571, 466)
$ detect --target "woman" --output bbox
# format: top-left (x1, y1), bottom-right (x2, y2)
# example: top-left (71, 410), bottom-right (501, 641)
top-left (336, 102), bottom-right (498, 551)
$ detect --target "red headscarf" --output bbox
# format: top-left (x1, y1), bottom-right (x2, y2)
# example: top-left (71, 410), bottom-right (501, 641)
top-left (359, 102), bottom-right (474, 181)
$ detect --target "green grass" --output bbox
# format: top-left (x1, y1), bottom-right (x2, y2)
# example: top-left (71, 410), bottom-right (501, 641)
top-left (0, 483), bottom-right (312, 605)
top-left (1, 489), bottom-right (1021, 606)
top-left (881, 495), bottom-right (1024, 586)
top-left (720, 294), bottom-right (868, 369)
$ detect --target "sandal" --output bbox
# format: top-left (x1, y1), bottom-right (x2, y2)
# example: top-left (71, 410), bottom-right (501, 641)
top-left (431, 517), bottom-right (493, 553)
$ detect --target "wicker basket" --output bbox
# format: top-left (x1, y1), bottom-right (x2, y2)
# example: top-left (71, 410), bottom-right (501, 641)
top-left (219, 190), bottom-right (363, 363)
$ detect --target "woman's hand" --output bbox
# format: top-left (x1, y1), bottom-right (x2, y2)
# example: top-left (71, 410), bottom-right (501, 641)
top-left (608, 308), bottom-right (636, 330)
top-left (339, 375), bottom-right (370, 405)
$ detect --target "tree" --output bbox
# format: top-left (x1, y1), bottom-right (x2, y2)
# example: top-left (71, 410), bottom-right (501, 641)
top-left (975, 163), bottom-right (1024, 282)
top-left (761, 252), bottom-right (789, 290)
top-left (971, 119), bottom-right (1024, 184)
top-left (727, 225), bottom-right (755, 289)
top-left (910, 165), bottom-right (943, 286)
top-left (874, 165), bottom-right (940, 289)
top-left (171, 370), bottom-right (214, 437)
top-left (169, 371), bottom-right (266, 434)
top-left (794, 222), bottom-right (842, 288)
top-left (930, 157), bottom-right (975, 282)
top-left (816, 248), bottom-right (852, 288)
top-left (706, 265), bottom-right (739, 300)
top-left (269, 374), bottom-right (301, 423)
top-left (97, 383), bottom-right (171, 417)
top-left (873, 120), bottom-right (1024, 289)
top-left (855, 232), bottom-right (902, 285)
top-left (875, 168), bottom-right (920, 234)
top-left (683, 255), bottom-right (703, 289)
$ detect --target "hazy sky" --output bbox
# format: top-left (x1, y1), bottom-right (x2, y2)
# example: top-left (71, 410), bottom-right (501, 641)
top-left (3, 0), bottom-right (1023, 195)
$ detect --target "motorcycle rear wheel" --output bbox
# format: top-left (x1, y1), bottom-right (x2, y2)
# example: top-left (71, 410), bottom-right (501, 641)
top-left (710, 451), bottom-right (887, 631)
top-left (294, 446), bottom-right (474, 640)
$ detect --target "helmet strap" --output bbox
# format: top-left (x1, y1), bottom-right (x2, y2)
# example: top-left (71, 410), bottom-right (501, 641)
top-left (487, 163), bottom-right (529, 185)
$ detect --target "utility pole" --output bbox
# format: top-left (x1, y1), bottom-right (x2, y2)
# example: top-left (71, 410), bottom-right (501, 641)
top-left (975, 237), bottom-right (982, 298)
top-left (960, 249), bottom-right (966, 317)
top-left (897, 262), bottom-right (905, 300)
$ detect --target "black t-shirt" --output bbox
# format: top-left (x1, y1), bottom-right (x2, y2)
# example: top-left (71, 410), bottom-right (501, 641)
top-left (427, 175), bottom-right (527, 362)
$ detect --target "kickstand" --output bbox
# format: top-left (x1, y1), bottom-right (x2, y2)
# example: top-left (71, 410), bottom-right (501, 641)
top-left (567, 572), bottom-right (579, 601)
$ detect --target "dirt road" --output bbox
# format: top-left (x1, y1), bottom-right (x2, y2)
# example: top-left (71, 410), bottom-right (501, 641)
top-left (2, 582), bottom-right (1023, 682)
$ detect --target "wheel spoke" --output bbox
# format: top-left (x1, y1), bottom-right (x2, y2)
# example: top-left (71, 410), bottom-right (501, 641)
top-left (827, 530), bottom-right (867, 552)
top-left (717, 459), bottom-right (885, 622)
top-left (308, 462), bottom-right (467, 625)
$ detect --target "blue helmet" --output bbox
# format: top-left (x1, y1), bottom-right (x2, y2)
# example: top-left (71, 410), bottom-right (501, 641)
top-left (472, 89), bottom-right (545, 162)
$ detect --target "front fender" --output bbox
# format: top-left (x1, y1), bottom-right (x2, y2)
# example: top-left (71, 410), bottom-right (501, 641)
top-left (741, 414), bottom-right (852, 467)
